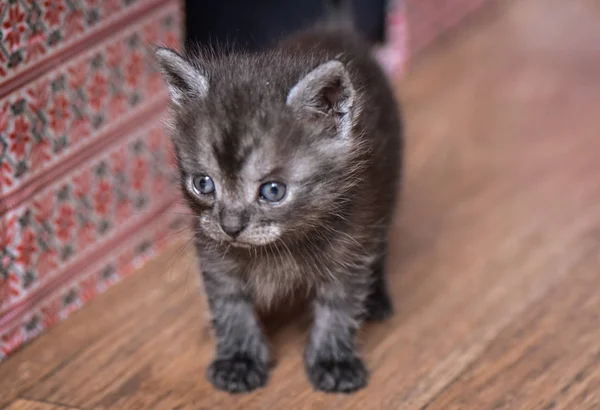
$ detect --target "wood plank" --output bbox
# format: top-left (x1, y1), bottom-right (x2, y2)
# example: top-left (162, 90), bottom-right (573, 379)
top-left (0, 242), bottom-right (196, 409)
top-left (423, 250), bottom-right (600, 409)
top-left (1, 0), bottom-right (600, 408)
top-left (4, 399), bottom-right (80, 410)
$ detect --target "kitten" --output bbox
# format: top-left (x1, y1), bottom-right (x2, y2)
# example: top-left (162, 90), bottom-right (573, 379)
top-left (154, 22), bottom-right (403, 394)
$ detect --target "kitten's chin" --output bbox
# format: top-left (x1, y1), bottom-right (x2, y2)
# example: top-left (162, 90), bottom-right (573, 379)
top-left (200, 225), bottom-right (282, 248)
top-left (235, 226), bottom-right (283, 248)
top-left (232, 236), bottom-right (279, 248)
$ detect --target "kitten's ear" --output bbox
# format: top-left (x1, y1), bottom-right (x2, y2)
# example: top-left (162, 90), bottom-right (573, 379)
top-left (286, 60), bottom-right (355, 117)
top-left (154, 47), bottom-right (208, 106)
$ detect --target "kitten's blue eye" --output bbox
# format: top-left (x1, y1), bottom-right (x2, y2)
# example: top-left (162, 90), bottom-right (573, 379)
top-left (192, 175), bottom-right (215, 195)
top-left (259, 182), bottom-right (286, 203)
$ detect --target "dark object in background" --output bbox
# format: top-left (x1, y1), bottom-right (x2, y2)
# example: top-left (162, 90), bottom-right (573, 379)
top-left (184, 0), bottom-right (386, 52)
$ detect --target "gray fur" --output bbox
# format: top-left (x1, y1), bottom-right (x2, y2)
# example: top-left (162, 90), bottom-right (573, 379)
top-left (156, 25), bottom-right (403, 394)
top-left (154, 48), bottom-right (209, 106)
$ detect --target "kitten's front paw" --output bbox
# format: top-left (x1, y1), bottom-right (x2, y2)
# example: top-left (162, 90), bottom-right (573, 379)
top-left (307, 357), bottom-right (368, 393)
top-left (207, 355), bottom-right (268, 393)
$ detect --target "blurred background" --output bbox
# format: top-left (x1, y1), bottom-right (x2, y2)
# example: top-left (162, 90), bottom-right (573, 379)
top-left (1, 0), bottom-right (600, 409)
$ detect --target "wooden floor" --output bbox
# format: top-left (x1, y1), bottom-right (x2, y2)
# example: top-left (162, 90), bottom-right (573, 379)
top-left (3, 0), bottom-right (600, 408)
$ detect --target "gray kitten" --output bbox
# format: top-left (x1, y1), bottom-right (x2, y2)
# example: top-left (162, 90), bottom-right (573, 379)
top-left (155, 22), bottom-right (402, 394)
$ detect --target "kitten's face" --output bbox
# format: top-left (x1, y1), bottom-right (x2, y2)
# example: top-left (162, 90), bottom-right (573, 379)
top-left (177, 100), bottom-right (355, 248)
top-left (155, 48), bottom-right (360, 247)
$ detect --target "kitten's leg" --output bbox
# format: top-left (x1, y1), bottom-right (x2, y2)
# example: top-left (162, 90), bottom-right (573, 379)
top-left (305, 276), bottom-right (370, 393)
top-left (201, 268), bottom-right (270, 393)
top-left (364, 255), bottom-right (393, 321)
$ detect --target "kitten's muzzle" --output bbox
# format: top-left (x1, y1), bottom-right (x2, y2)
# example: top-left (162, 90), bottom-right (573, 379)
top-left (219, 209), bottom-right (249, 238)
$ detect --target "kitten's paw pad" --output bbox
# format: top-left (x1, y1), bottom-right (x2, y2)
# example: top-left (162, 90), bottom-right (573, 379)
top-left (207, 356), bottom-right (268, 393)
top-left (307, 357), bottom-right (368, 393)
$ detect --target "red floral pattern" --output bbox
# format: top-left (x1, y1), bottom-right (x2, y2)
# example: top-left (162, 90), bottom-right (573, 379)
top-left (142, 22), bottom-right (159, 45)
top-left (0, 0), bottom-right (186, 364)
top-left (80, 276), bottom-right (98, 303)
top-left (94, 180), bottom-right (113, 216)
top-left (147, 72), bottom-right (165, 96)
top-left (102, 0), bottom-right (122, 16)
top-left (4, 273), bottom-right (21, 304)
top-left (0, 6), bottom-right (180, 197)
top-left (77, 222), bottom-right (96, 248)
top-left (2, 124), bottom-right (179, 315)
top-left (116, 199), bottom-right (132, 223)
top-left (111, 149), bottom-right (127, 174)
top-left (43, 0), bottom-right (66, 28)
top-left (0, 162), bottom-right (14, 190)
top-left (0, 276), bottom-right (10, 310)
top-left (26, 29), bottom-right (47, 63)
top-left (48, 94), bottom-right (71, 135)
top-left (1, 208), bottom-right (185, 361)
top-left (16, 229), bottom-right (37, 266)
top-left (8, 116), bottom-right (31, 160)
top-left (163, 32), bottom-right (179, 50)
top-left (65, 10), bottom-right (85, 37)
top-left (0, 215), bottom-right (16, 249)
top-left (3, 4), bottom-right (27, 51)
top-left (108, 93), bottom-right (128, 120)
top-left (41, 300), bottom-right (61, 328)
top-left (37, 249), bottom-right (58, 279)
top-left (55, 204), bottom-right (76, 242)
top-left (87, 72), bottom-right (108, 111)
top-left (0, 0), bottom-right (150, 78)
top-left (33, 193), bottom-right (55, 223)
top-left (106, 43), bottom-right (124, 69)
top-left (125, 52), bottom-right (145, 87)
top-left (29, 140), bottom-right (52, 170)
top-left (70, 117), bottom-right (91, 144)
top-left (118, 249), bottom-right (136, 277)
top-left (27, 80), bottom-right (50, 113)
top-left (132, 157), bottom-right (147, 191)
top-left (0, 102), bottom-right (10, 133)
top-left (73, 169), bottom-right (92, 199)
top-left (68, 61), bottom-right (88, 89)
top-left (1, 327), bottom-right (23, 357)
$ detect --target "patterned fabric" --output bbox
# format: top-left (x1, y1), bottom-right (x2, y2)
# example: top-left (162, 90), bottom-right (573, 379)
top-left (1, 206), bottom-right (187, 359)
top-left (0, 0), bottom-right (183, 361)
top-left (0, 0), bottom-right (171, 84)
top-left (1, 121), bottom-right (178, 311)
top-left (0, 4), bottom-right (179, 196)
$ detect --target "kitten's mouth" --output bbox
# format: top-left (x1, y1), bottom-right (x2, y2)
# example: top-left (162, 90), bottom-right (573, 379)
top-left (226, 237), bottom-right (278, 249)
top-left (229, 241), bottom-right (252, 249)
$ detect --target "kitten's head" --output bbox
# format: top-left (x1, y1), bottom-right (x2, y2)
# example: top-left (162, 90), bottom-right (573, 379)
top-left (155, 47), bottom-right (365, 248)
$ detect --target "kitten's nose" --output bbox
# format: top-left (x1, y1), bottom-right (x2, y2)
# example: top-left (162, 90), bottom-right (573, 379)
top-left (219, 209), bottom-right (248, 238)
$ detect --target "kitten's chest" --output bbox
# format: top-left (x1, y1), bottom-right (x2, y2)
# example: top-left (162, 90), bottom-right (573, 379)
top-left (240, 251), bottom-right (318, 307)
